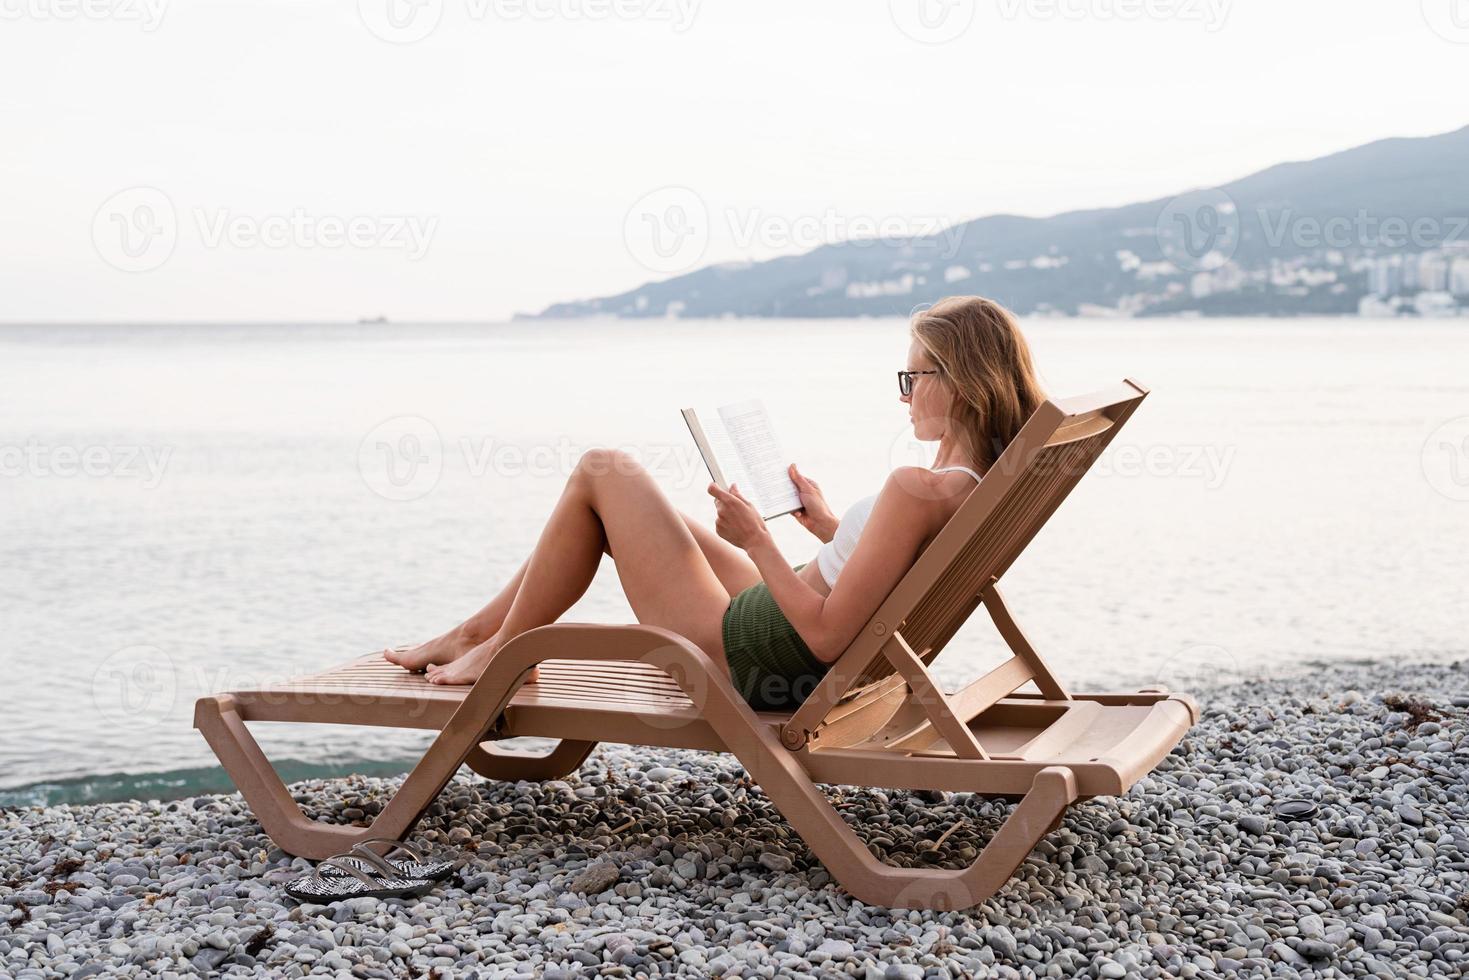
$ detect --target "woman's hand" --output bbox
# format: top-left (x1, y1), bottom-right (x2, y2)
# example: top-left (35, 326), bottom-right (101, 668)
top-left (788, 464), bottom-right (838, 543)
top-left (708, 482), bottom-right (772, 551)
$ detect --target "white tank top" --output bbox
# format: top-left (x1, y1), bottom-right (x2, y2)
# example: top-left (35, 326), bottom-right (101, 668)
top-left (813, 465), bottom-right (982, 588)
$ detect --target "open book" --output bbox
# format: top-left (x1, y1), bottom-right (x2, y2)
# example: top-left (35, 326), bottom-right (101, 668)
top-left (681, 399), bottom-right (802, 521)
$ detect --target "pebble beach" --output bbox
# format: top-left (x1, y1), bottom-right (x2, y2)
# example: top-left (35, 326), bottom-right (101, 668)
top-left (3, 660), bottom-right (1467, 979)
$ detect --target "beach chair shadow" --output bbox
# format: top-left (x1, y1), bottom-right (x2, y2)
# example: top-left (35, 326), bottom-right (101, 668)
top-left (195, 379), bottom-right (1197, 911)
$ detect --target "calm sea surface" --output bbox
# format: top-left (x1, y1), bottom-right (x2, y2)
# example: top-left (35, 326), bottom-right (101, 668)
top-left (2, 318), bottom-right (1467, 804)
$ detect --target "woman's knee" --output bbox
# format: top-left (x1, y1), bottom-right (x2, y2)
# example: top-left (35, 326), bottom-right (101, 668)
top-left (574, 447), bottom-right (643, 482)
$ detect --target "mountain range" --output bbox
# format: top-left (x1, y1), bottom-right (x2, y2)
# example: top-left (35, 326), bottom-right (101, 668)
top-left (526, 124), bottom-right (1469, 320)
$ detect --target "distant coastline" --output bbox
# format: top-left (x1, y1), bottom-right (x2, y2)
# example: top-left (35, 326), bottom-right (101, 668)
top-left (528, 124), bottom-right (1469, 323)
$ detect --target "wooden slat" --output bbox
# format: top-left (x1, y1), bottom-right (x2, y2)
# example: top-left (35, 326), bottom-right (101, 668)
top-left (948, 655), bottom-right (1035, 722)
top-left (883, 633), bottom-right (987, 760)
top-left (233, 656), bottom-right (702, 725)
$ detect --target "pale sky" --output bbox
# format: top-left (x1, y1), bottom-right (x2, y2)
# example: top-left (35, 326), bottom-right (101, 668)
top-left (2, 0), bottom-right (1466, 321)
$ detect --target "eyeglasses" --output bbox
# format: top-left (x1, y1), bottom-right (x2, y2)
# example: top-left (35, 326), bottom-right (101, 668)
top-left (897, 369), bottom-right (938, 396)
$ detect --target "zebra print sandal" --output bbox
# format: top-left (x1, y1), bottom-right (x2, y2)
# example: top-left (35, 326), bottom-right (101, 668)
top-left (284, 856), bottom-right (436, 903)
top-left (316, 838), bottom-right (463, 884)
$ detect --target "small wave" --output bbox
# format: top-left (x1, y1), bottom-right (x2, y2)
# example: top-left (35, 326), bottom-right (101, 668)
top-left (0, 758), bottom-right (424, 809)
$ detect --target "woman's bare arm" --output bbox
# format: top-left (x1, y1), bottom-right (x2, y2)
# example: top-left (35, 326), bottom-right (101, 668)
top-left (711, 468), bottom-right (938, 663)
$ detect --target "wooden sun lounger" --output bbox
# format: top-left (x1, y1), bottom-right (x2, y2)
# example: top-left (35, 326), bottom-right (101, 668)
top-left (195, 379), bottom-right (1197, 910)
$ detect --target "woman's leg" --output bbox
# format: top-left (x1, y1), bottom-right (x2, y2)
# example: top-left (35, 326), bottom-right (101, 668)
top-left (678, 508), bottom-right (762, 596)
top-left (426, 449), bottom-right (735, 685)
top-left (383, 558), bottom-right (530, 670)
top-left (387, 507), bottom-right (757, 672)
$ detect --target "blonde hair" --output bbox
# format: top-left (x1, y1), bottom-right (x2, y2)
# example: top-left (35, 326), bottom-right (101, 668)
top-left (910, 296), bottom-right (1046, 473)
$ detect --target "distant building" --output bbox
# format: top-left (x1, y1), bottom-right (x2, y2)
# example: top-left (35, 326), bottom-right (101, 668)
top-left (1368, 255), bottom-right (1402, 297)
top-left (1414, 291), bottom-right (1459, 318)
top-left (1358, 295), bottom-right (1399, 318)
top-left (1419, 252), bottom-right (1450, 293)
top-left (1451, 257), bottom-right (1469, 297)
top-left (1401, 256), bottom-right (1419, 291)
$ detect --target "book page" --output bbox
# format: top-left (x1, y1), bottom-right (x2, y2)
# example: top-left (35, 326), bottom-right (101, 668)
top-left (717, 399), bottom-right (801, 519)
top-left (682, 407), bottom-right (751, 493)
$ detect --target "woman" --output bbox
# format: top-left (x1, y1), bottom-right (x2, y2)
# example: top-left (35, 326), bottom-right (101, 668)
top-left (384, 296), bottom-right (1045, 711)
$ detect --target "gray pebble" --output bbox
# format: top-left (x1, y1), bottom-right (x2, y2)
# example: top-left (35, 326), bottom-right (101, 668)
top-left (6, 663), bottom-right (1469, 980)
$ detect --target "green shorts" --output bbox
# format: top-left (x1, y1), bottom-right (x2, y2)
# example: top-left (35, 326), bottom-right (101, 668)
top-left (721, 562), bottom-right (831, 711)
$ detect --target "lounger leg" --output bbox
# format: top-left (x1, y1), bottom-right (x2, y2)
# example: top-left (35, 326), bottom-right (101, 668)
top-left (736, 758), bottom-right (1078, 910)
top-left (465, 739), bottom-right (598, 782)
top-left (194, 695), bottom-right (380, 858)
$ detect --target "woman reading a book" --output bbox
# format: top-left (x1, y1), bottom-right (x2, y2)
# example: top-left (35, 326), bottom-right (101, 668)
top-left (384, 296), bottom-right (1045, 710)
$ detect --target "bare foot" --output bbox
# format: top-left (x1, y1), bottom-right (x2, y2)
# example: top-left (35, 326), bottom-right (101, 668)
top-left (383, 626), bottom-right (478, 672)
top-left (425, 635), bottom-right (540, 686)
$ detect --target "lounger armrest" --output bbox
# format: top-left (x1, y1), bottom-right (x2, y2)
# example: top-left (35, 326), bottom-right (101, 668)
top-left (445, 622), bottom-right (737, 736)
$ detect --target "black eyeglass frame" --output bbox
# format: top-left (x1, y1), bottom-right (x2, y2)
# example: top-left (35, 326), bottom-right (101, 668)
top-left (897, 369), bottom-right (938, 396)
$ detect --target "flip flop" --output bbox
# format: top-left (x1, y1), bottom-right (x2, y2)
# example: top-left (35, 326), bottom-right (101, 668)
top-left (316, 838), bottom-right (463, 883)
top-left (284, 857), bottom-right (435, 903)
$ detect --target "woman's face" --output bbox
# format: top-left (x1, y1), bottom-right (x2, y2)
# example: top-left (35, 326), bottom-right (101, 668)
top-left (902, 338), bottom-right (950, 441)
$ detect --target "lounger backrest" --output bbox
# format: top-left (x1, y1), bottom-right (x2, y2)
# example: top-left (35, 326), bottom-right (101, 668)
top-left (830, 380), bottom-right (1148, 693)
